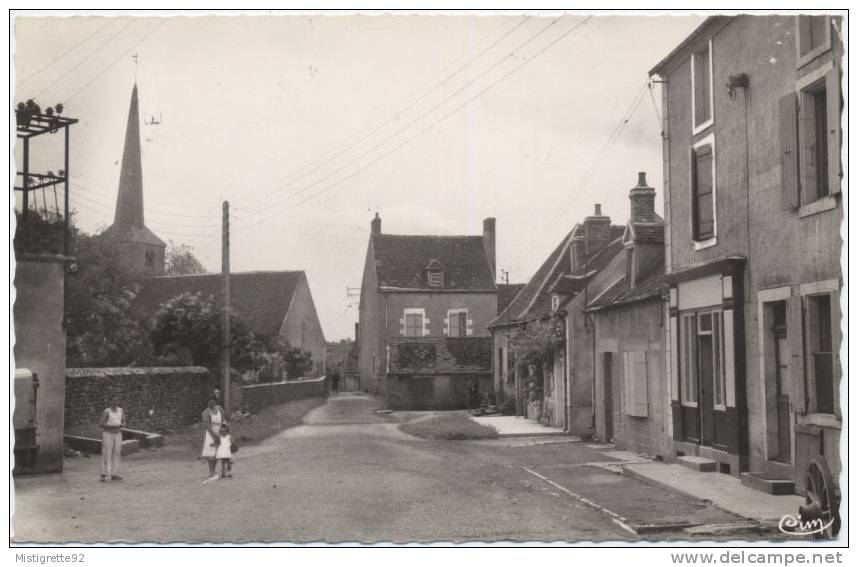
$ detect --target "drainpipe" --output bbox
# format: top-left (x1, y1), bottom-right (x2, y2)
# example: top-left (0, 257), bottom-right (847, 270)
top-left (563, 313), bottom-right (569, 431)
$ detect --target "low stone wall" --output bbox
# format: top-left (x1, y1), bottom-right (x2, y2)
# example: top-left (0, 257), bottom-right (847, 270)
top-left (65, 367), bottom-right (216, 433)
top-left (241, 376), bottom-right (328, 414)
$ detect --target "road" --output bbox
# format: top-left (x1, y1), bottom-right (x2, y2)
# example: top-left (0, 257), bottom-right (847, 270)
top-left (13, 393), bottom-right (760, 543)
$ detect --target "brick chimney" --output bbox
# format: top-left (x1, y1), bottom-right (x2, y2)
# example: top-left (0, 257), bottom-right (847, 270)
top-left (629, 172), bottom-right (657, 223)
top-left (482, 217), bottom-right (496, 279)
top-left (584, 203), bottom-right (612, 254)
top-left (371, 212), bottom-right (381, 236)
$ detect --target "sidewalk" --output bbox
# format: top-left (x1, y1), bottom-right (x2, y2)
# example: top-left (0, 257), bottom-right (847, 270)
top-left (471, 415), bottom-right (569, 438)
top-left (620, 462), bottom-right (804, 525)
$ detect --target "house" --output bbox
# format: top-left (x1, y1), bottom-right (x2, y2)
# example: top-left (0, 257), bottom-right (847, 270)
top-left (650, 15), bottom-right (842, 490)
top-left (137, 271), bottom-right (327, 376)
top-left (100, 84), bottom-right (166, 275)
top-left (586, 173), bottom-right (670, 457)
top-left (487, 205), bottom-right (625, 433)
top-left (357, 214), bottom-right (498, 409)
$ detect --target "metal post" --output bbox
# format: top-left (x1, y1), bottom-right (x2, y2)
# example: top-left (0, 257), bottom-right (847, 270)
top-left (64, 126), bottom-right (70, 255)
top-left (22, 137), bottom-right (29, 222)
top-left (222, 201), bottom-right (231, 415)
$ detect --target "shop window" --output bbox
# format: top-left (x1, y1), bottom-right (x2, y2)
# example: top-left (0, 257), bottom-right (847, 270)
top-left (805, 294), bottom-right (834, 414)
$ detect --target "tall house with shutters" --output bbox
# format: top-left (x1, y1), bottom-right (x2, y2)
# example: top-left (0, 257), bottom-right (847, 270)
top-left (650, 15), bottom-right (842, 490)
top-left (358, 213), bottom-right (499, 409)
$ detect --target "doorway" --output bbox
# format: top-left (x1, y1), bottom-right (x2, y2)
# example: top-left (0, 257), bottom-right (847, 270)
top-left (603, 352), bottom-right (615, 443)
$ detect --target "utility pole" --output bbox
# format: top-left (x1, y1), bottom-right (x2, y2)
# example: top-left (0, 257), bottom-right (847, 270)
top-left (222, 201), bottom-right (231, 415)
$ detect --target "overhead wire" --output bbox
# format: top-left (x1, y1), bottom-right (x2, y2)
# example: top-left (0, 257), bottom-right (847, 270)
top-left (16, 18), bottom-right (116, 87)
top-left (228, 16), bottom-right (593, 239)
top-left (228, 16), bottom-right (581, 235)
top-left (231, 15), bottom-right (527, 214)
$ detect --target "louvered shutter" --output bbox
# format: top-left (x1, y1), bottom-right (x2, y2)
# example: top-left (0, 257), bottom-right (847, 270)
top-left (787, 295), bottom-right (806, 414)
top-left (632, 351), bottom-right (649, 417)
top-left (779, 92), bottom-right (800, 210)
top-left (826, 66), bottom-right (842, 195)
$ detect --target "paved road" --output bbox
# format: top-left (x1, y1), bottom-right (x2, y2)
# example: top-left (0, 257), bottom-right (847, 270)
top-left (13, 393), bottom-right (752, 544)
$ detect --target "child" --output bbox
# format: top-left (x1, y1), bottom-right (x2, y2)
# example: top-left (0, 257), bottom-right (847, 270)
top-left (216, 423), bottom-right (234, 477)
top-left (99, 396), bottom-right (126, 482)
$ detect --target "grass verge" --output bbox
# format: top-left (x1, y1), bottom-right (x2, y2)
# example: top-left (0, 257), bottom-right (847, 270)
top-left (399, 413), bottom-right (498, 440)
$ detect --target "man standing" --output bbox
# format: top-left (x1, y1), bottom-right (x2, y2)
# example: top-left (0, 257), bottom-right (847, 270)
top-left (99, 396), bottom-right (126, 482)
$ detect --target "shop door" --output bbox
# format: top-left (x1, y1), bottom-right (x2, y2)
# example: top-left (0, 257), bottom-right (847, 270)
top-left (697, 330), bottom-right (715, 445)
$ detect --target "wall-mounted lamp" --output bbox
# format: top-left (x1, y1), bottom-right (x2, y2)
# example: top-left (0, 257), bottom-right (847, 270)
top-left (647, 78), bottom-right (667, 90)
top-left (727, 73), bottom-right (750, 99)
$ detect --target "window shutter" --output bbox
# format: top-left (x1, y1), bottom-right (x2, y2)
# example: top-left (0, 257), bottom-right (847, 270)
top-left (633, 351), bottom-right (649, 417)
top-left (622, 352), bottom-right (631, 415)
top-left (691, 149), bottom-right (700, 238)
top-left (779, 92), bottom-right (800, 210)
top-left (830, 289), bottom-right (841, 417)
top-left (826, 66), bottom-right (842, 195)
top-left (787, 295), bottom-right (806, 414)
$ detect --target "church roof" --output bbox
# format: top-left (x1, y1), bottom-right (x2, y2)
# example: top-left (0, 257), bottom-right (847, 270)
top-left (137, 271), bottom-right (305, 339)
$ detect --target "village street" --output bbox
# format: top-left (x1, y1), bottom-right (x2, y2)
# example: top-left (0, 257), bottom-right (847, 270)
top-left (13, 393), bottom-right (773, 544)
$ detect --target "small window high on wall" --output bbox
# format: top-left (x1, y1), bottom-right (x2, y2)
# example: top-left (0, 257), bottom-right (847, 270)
top-left (691, 40), bottom-right (713, 133)
top-left (691, 138), bottom-right (716, 243)
top-left (796, 15), bottom-right (832, 67)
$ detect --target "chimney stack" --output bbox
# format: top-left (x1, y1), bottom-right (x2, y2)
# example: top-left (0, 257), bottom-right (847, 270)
top-left (629, 172), bottom-right (657, 223)
top-left (355, 322), bottom-right (360, 344)
top-left (584, 203), bottom-right (612, 254)
top-left (482, 217), bottom-right (496, 279)
top-left (371, 212), bottom-right (381, 236)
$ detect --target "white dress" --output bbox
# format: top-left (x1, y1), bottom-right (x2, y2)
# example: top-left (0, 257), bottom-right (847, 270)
top-left (201, 408), bottom-right (223, 459)
top-left (215, 434), bottom-right (232, 459)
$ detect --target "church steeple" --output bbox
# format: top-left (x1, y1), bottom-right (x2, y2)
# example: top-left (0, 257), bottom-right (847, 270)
top-left (114, 83), bottom-right (145, 228)
top-left (102, 83), bottom-right (166, 275)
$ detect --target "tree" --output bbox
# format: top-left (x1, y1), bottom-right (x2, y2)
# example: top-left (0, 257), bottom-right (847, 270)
top-left (283, 347), bottom-right (314, 380)
top-left (508, 318), bottom-right (564, 396)
top-left (165, 240), bottom-right (207, 275)
top-left (149, 292), bottom-right (263, 372)
top-left (65, 228), bottom-right (155, 367)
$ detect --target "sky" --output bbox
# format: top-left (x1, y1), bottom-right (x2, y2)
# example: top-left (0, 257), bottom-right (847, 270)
top-left (13, 12), bottom-right (704, 341)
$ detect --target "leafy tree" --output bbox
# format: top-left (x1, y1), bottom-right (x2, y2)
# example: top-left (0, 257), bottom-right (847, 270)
top-left (508, 318), bottom-right (564, 388)
top-left (65, 228), bottom-right (155, 367)
top-left (165, 240), bottom-right (207, 275)
top-left (283, 347), bottom-right (314, 380)
top-left (149, 292), bottom-right (263, 372)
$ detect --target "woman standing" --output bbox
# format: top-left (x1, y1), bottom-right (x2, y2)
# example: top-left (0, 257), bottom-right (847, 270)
top-left (201, 396), bottom-right (225, 478)
top-left (100, 396), bottom-right (126, 482)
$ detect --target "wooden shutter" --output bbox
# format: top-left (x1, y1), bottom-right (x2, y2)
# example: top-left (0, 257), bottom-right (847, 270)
top-left (690, 149), bottom-right (700, 239)
top-left (632, 351), bottom-right (649, 417)
top-left (786, 295), bottom-right (806, 414)
top-left (826, 66), bottom-right (842, 195)
top-left (779, 92), bottom-right (800, 210)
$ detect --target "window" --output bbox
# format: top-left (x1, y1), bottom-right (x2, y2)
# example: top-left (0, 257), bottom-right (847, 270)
top-left (551, 294), bottom-right (560, 312)
top-left (800, 80), bottom-right (831, 202)
top-left (144, 250), bottom-right (155, 268)
top-left (681, 310), bottom-right (726, 408)
top-left (697, 311), bottom-right (726, 409)
top-left (405, 312), bottom-right (423, 337)
top-left (448, 310), bottom-right (468, 337)
top-left (691, 138), bottom-right (716, 242)
top-left (796, 16), bottom-right (832, 67)
top-left (805, 294), bottom-right (834, 414)
top-left (623, 350), bottom-right (648, 417)
top-left (498, 348), bottom-right (505, 381)
top-left (427, 270), bottom-right (443, 287)
top-left (681, 314), bottom-right (697, 406)
top-left (691, 40), bottom-right (713, 132)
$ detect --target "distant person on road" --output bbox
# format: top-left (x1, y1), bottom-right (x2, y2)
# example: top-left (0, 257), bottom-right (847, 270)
top-left (99, 396), bottom-right (126, 482)
top-left (331, 371), bottom-right (340, 394)
top-left (467, 379), bottom-right (479, 412)
top-left (216, 423), bottom-right (234, 477)
top-left (201, 396), bottom-right (225, 478)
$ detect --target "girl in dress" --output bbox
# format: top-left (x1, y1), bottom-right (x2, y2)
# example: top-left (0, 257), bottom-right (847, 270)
top-left (216, 423), bottom-right (234, 477)
top-left (201, 396), bottom-right (224, 478)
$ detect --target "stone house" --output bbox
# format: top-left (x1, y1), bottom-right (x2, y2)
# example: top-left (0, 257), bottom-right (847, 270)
top-left (488, 205), bottom-right (624, 433)
top-left (586, 173), bottom-right (670, 457)
top-left (357, 214), bottom-right (498, 409)
top-left (650, 15), bottom-right (842, 490)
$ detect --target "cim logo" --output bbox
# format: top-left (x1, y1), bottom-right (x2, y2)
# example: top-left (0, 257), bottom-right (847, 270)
top-left (778, 514), bottom-right (835, 536)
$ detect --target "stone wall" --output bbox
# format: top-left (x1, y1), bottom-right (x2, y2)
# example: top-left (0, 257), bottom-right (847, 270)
top-left (241, 376), bottom-right (328, 414)
top-left (65, 367), bottom-right (215, 433)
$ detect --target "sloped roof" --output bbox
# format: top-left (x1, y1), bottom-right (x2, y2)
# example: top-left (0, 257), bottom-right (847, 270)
top-left (488, 225), bottom-right (624, 328)
top-left (387, 337), bottom-right (492, 375)
top-left (136, 271), bottom-right (304, 338)
top-left (628, 222), bottom-right (665, 245)
top-left (586, 265), bottom-right (667, 312)
top-left (372, 234), bottom-right (496, 291)
top-left (498, 283), bottom-right (526, 314)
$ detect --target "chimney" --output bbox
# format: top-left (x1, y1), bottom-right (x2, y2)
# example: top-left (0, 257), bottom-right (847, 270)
top-left (354, 322), bottom-right (360, 344)
top-left (629, 172), bottom-right (657, 223)
top-left (482, 217), bottom-right (496, 279)
top-left (584, 203), bottom-right (612, 255)
top-left (371, 212), bottom-right (381, 236)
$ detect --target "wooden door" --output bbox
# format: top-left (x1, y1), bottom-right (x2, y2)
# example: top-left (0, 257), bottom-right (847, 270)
top-left (603, 352), bottom-right (614, 443)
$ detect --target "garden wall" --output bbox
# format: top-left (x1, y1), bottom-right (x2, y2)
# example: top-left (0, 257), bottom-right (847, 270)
top-left (240, 376), bottom-right (328, 414)
top-left (65, 367), bottom-right (216, 433)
